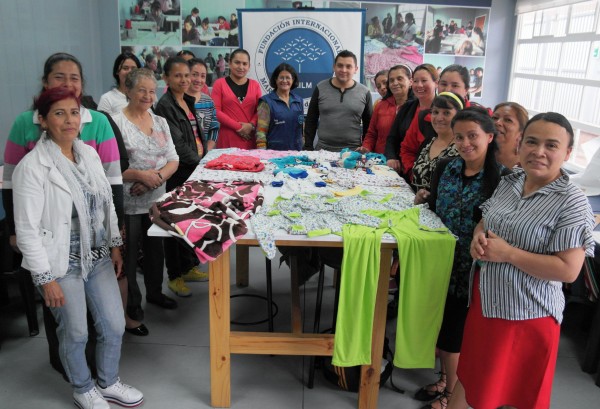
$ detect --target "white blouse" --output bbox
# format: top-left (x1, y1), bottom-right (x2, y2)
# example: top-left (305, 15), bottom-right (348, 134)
top-left (111, 111), bottom-right (179, 215)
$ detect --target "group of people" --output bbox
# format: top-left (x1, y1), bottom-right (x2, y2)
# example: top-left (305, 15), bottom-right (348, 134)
top-left (357, 61), bottom-right (594, 409)
top-left (368, 12), bottom-right (419, 44)
top-left (183, 7), bottom-right (239, 46)
top-left (426, 18), bottom-right (486, 55)
top-left (2, 46), bottom-right (595, 409)
top-left (2, 48), bottom-right (285, 409)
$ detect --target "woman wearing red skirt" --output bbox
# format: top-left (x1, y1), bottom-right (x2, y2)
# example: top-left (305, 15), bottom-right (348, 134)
top-left (448, 112), bottom-right (595, 409)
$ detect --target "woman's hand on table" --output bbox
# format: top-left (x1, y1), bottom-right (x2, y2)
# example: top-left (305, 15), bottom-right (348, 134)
top-left (355, 146), bottom-right (369, 154)
top-left (387, 159), bottom-right (401, 172)
top-left (414, 189), bottom-right (430, 205)
top-left (42, 281), bottom-right (65, 308)
top-left (111, 247), bottom-right (124, 278)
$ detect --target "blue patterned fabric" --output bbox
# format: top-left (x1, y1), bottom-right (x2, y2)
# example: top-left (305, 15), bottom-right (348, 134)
top-left (435, 158), bottom-right (487, 298)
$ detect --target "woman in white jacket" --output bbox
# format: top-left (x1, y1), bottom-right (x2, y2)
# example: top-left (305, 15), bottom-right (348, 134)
top-left (13, 87), bottom-right (143, 409)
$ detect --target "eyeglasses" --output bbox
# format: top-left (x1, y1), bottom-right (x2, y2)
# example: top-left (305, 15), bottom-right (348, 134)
top-left (277, 76), bottom-right (293, 82)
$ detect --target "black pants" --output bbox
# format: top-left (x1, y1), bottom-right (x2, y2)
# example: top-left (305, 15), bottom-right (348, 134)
top-left (124, 214), bottom-right (165, 306)
top-left (164, 239), bottom-right (197, 281)
top-left (164, 168), bottom-right (198, 281)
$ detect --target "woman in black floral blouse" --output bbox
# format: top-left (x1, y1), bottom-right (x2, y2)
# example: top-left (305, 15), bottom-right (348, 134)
top-left (413, 107), bottom-right (509, 409)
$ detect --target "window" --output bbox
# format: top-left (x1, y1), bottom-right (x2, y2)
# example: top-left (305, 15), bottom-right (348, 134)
top-left (509, 0), bottom-right (600, 170)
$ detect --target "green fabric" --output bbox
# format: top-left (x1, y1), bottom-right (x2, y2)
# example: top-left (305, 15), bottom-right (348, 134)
top-left (379, 193), bottom-right (394, 203)
top-left (388, 208), bottom-right (455, 368)
top-left (332, 207), bottom-right (455, 369)
top-left (307, 228), bottom-right (332, 237)
top-left (332, 223), bottom-right (385, 367)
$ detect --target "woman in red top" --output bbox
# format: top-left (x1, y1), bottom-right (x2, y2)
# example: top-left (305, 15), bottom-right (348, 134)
top-left (360, 65), bottom-right (413, 154)
top-left (400, 64), bottom-right (488, 178)
top-left (217, 15), bottom-right (230, 30)
top-left (212, 49), bottom-right (262, 149)
top-left (385, 63), bottom-right (438, 177)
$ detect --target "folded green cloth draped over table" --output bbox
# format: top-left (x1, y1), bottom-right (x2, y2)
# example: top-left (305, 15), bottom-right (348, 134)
top-left (333, 207), bottom-right (455, 369)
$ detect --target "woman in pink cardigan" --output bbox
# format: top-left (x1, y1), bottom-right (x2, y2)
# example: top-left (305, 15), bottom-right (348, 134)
top-left (212, 49), bottom-right (262, 149)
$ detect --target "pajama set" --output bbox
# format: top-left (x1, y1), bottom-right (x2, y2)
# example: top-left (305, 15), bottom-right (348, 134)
top-left (332, 207), bottom-right (456, 368)
top-left (151, 180), bottom-right (264, 263)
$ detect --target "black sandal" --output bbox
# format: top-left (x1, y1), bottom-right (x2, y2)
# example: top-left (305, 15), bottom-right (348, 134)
top-left (420, 389), bottom-right (452, 409)
top-left (414, 372), bottom-right (446, 401)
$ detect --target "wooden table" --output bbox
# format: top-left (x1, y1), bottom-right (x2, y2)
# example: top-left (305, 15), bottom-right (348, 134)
top-left (147, 150), bottom-right (413, 407)
top-left (208, 236), bottom-right (395, 408)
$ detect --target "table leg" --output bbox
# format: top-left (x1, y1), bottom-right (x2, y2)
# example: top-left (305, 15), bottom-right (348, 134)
top-left (290, 254), bottom-right (302, 333)
top-left (210, 248), bottom-right (232, 407)
top-left (358, 248), bottom-right (393, 409)
top-left (235, 244), bottom-right (249, 288)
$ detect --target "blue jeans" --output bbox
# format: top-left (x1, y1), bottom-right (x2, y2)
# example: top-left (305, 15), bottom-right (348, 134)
top-left (45, 256), bottom-right (125, 394)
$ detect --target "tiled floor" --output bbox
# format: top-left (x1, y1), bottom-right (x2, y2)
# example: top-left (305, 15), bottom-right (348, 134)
top-left (1, 246), bottom-right (599, 408)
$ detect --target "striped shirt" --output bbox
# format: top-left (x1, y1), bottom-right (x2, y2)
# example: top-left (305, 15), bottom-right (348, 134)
top-left (194, 93), bottom-right (220, 142)
top-left (474, 169), bottom-right (595, 323)
top-left (3, 107), bottom-right (122, 188)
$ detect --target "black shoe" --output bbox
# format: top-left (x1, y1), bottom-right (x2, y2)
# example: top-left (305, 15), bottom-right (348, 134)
top-left (125, 323), bottom-right (149, 336)
top-left (126, 305), bottom-right (144, 321)
top-left (146, 293), bottom-right (178, 309)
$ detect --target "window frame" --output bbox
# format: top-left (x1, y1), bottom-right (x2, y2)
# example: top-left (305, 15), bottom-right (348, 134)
top-left (508, 1), bottom-right (600, 171)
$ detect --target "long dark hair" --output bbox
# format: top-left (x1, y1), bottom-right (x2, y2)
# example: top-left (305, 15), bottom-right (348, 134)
top-left (163, 56), bottom-right (189, 76)
top-left (452, 106), bottom-right (503, 198)
top-left (439, 64), bottom-right (470, 100)
top-left (41, 52), bottom-right (84, 94)
top-left (112, 52), bottom-right (141, 86)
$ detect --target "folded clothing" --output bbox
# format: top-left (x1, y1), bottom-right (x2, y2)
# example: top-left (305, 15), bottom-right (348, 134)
top-left (150, 180), bottom-right (264, 262)
top-left (205, 154), bottom-right (265, 172)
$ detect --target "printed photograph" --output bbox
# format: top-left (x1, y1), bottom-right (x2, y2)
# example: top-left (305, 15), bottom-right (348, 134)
top-left (424, 5), bottom-right (489, 56)
top-left (181, 0), bottom-right (242, 47)
top-left (424, 54), bottom-right (486, 98)
top-left (181, 47), bottom-right (235, 86)
top-left (119, 0), bottom-right (182, 46)
top-left (362, 2), bottom-right (426, 93)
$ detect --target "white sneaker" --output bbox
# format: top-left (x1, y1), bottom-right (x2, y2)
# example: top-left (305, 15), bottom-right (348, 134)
top-left (73, 387), bottom-right (110, 409)
top-left (96, 378), bottom-right (144, 407)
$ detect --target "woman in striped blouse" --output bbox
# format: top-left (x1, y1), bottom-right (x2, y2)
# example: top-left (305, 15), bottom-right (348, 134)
top-left (449, 112), bottom-right (595, 409)
top-left (187, 58), bottom-right (219, 150)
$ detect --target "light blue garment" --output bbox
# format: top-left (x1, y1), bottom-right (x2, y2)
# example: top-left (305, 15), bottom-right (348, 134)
top-left (43, 256), bottom-right (125, 394)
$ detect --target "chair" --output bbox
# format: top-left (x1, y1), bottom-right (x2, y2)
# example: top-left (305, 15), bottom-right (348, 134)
top-left (0, 218), bottom-right (39, 337)
top-left (209, 37), bottom-right (227, 47)
top-left (581, 247), bottom-right (600, 387)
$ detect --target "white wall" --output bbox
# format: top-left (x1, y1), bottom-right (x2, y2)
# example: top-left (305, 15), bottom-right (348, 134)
top-left (0, 0), bottom-right (119, 160)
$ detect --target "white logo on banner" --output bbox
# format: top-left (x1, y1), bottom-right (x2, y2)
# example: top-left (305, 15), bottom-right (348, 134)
top-left (253, 17), bottom-right (345, 99)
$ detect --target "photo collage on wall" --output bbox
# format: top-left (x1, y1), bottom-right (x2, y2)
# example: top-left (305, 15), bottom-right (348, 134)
top-left (119, 0), bottom-right (246, 92)
top-left (358, 2), bottom-right (490, 98)
top-left (118, 1), bottom-right (490, 98)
